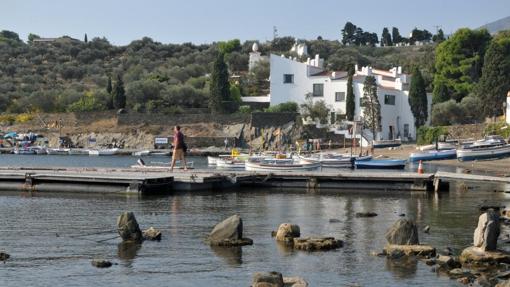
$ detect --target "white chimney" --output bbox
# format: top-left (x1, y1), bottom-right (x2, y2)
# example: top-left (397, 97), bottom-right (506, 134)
top-left (354, 64), bottom-right (358, 73)
top-left (332, 72), bottom-right (336, 78)
top-left (314, 54), bottom-right (320, 67)
top-left (397, 66), bottom-right (402, 74)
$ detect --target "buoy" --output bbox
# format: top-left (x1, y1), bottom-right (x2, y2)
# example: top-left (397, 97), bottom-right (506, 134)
top-left (418, 160), bottom-right (424, 174)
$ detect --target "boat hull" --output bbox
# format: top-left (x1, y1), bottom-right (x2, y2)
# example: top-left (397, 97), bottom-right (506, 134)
top-left (355, 159), bottom-right (406, 170)
top-left (457, 145), bottom-right (510, 161)
top-left (409, 149), bottom-right (457, 162)
top-left (245, 161), bottom-right (320, 172)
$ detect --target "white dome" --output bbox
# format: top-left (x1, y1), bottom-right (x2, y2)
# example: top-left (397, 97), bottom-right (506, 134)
top-left (252, 42), bottom-right (259, 52)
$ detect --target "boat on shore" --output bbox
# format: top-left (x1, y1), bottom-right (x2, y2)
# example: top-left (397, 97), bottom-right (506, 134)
top-left (245, 159), bottom-right (320, 172)
top-left (88, 148), bottom-right (119, 156)
top-left (373, 139), bottom-right (401, 149)
top-left (354, 159), bottom-right (406, 169)
top-left (409, 149), bottom-right (457, 162)
top-left (457, 144), bottom-right (510, 161)
top-left (419, 142), bottom-right (456, 151)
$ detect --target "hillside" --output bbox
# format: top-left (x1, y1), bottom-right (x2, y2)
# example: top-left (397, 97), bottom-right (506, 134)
top-left (0, 31), bottom-right (436, 115)
top-left (479, 15), bottom-right (510, 34)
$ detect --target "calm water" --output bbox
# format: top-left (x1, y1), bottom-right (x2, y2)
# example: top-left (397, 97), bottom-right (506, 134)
top-left (1, 155), bottom-right (509, 286)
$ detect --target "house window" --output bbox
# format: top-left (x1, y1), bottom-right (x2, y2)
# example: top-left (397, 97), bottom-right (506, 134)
top-left (283, 74), bottom-right (294, 84)
top-left (384, 94), bottom-right (396, 105)
top-left (313, 83), bottom-right (324, 97)
top-left (335, 92), bottom-right (345, 102)
top-left (404, 124), bottom-right (409, 138)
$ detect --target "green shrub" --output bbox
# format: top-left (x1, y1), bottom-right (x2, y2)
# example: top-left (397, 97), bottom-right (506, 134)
top-left (238, 105), bottom-right (251, 114)
top-left (416, 126), bottom-right (449, 145)
top-left (264, 102), bottom-right (298, 113)
top-left (484, 122), bottom-right (510, 139)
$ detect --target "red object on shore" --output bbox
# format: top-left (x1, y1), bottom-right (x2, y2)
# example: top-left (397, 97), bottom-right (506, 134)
top-left (418, 160), bottom-right (424, 174)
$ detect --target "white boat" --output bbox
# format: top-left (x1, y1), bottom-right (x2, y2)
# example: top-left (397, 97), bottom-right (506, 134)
top-left (208, 154), bottom-right (249, 165)
top-left (216, 157), bottom-right (245, 169)
top-left (245, 159), bottom-right (320, 172)
top-left (14, 146), bottom-right (45, 155)
top-left (299, 153), bottom-right (372, 168)
top-left (132, 150), bottom-right (151, 156)
top-left (373, 139), bottom-right (401, 149)
top-left (46, 148), bottom-right (70, 155)
top-left (457, 144), bottom-right (510, 161)
top-left (149, 151), bottom-right (170, 156)
top-left (68, 148), bottom-right (90, 155)
top-left (130, 158), bottom-right (194, 169)
top-left (409, 149), bottom-right (457, 162)
top-left (419, 142), bottom-right (456, 151)
top-left (89, 148), bottom-right (119, 156)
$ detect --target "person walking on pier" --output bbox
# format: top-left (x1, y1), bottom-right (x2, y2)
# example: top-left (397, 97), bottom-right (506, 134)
top-left (170, 125), bottom-right (187, 171)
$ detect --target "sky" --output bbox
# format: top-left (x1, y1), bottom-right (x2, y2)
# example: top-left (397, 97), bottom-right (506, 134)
top-left (1, 0), bottom-right (509, 45)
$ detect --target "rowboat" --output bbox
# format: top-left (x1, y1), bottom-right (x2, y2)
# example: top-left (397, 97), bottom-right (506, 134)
top-left (354, 159), bottom-right (406, 169)
top-left (409, 149), bottom-right (457, 162)
top-left (245, 159), bottom-right (320, 172)
top-left (419, 142), bottom-right (456, 151)
top-left (88, 148), bottom-right (119, 156)
top-left (299, 153), bottom-right (372, 168)
top-left (216, 157), bottom-right (246, 169)
top-left (457, 144), bottom-right (510, 161)
top-left (46, 148), bottom-right (70, 155)
top-left (373, 139), bottom-right (401, 149)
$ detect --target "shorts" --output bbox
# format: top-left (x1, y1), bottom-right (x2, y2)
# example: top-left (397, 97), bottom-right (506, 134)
top-left (173, 148), bottom-right (184, 160)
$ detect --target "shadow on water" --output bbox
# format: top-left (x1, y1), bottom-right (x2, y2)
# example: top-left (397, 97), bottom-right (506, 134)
top-left (117, 242), bottom-right (142, 263)
top-left (385, 257), bottom-right (418, 279)
top-left (210, 245), bottom-right (243, 266)
top-left (275, 241), bottom-right (295, 256)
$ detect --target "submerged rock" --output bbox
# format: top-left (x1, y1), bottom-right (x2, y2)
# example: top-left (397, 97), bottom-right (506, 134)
top-left (143, 227), bottom-right (162, 241)
top-left (0, 252), bottom-right (10, 262)
top-left (252, 271), bottom-right (284, 287)
top-left (275, 223), bottom-right (300, 243)
top-left (423, 225), bottom-right (430, 233)
top-left (474, 210), bottom-right (500, 251)
top-left (355, 212), bottom-right (378, 218)
top-left (293, 237), bottom-right (343, 251)
top-left (207, 215), bottom-right (253, 246)
top-left (383, 244), bottom-right (436, 258)
top-left (328, 218), bottom-right (341, 223)
top-left (91, 259), bottom-right (112, 268)
top-left (436, 255), bottom-right (461, 270)
top-left (117, 212), bottom-right (143, 243)
top-left (385, 219), bottom-right (419, 245)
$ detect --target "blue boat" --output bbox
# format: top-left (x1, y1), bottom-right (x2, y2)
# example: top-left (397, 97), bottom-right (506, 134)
top-left (409, 149), bottom-right (457, 162)
top-left (354, 159), bottom-right (406, 169)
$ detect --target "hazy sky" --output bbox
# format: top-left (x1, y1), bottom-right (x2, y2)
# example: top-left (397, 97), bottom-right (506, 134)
top-left (1, 0), bottom-right (508, 45)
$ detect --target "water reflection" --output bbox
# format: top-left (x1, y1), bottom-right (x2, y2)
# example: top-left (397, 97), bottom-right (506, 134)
top-left (210, 245), bottom-right (242, 266)
top-left (117, 242), bottom-right (142, 262)
top-left (275, 241), bottom-right (295, 256)
top-left (385, 257), bottom-right (418, 279)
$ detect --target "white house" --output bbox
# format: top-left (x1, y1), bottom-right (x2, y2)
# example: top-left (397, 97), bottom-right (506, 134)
top-left (506, 91), bottom-right (510, 125)
top-left (269, 53), bottom-right (432, 141)
top-left (249, 42), bottom-right (269, 71)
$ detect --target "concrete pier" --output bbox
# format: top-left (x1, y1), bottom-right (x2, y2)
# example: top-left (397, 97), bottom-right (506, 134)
top-left (0, 167), bottom-right (439, 194)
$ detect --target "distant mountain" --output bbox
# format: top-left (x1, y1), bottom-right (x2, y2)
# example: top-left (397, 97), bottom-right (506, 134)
top-left (479, 16), bottom-right (510, 34)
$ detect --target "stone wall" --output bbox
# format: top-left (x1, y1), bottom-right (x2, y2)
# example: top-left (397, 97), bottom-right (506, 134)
top-left (117, 112), bottom-right (250, 126)
top-left (250, 112), bottom-right (299, 128)
top-left (445, 124), bottom-right (486, 140)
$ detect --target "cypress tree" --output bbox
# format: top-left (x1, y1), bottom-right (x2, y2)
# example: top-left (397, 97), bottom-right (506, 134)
top-left (408, 67), bottom-right (428, 128)
top-left (209, 52), bottom-right (230, 113)
top-left (112, 74), bottom-right (126, 109)
top-left (476, 32), bottom-right (510, 118)
top-left (346, 64), bottom-right (355, 121)
top-left (381, 27), bottom-right (393, 46)
top-left (106, 76), bottom-right (113, 109)
top-left (392, 27), bottom-right (401, 45)
top-left (361, 76), bottom-right (381, 140)
top-left (84, 33), bottom-right (88, 43)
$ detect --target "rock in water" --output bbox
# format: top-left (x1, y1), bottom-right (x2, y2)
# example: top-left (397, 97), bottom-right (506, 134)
top-left (208, 215), bottom-right (253, 246)
top-left (385, 219), bottom-right (419, 245)
top-left (252, 271), bottom-right (284, 287)
top-left (91, 259), bottom-right (112, 268)
top-left (473, 210), bottom-right (500, 251)
top-left (0, 252), bottom-right (10, 262)
top-left (275, 223), bottom-right (300, 243)
top-left (292, 237), bottom-right (343, 251)
top-left (283, 276), bottom-right (308, 287)
top-left (143, 227), bottom-right (162, 241)
top-left (355, 212), bottom-right (378, 218)
top-left (117, 212), bottom-right (143, 243)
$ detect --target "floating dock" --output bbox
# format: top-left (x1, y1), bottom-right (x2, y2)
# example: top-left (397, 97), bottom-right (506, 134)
top-left (0, 167), bottom-right (444, 194)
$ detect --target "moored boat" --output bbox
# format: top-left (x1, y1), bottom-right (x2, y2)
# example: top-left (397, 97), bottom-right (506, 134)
top-left (409, 149), bottom-right (457, 162)
top-left (216, 157), bottom-right (245, 169)
top-left (419, 142), bottom-right (456, 151)
top-left (373, 139), bottom-right (401, 149)
top-left (88, 148), bottom-right (119, 156)
top-left (68, 148), bottom-right (90, 155)
top-left (245, 159), bottom-right (320, 172)
top-left (46, 148), bottom-right (70, 155)
top-left (299, 153), bottom-right (372, 168)
top-left (354, 159), bottom-right (406, 169)
top-left (457, 144), bottom-right (510, 161)
top-left (132, 150), bottom-right (150, 156)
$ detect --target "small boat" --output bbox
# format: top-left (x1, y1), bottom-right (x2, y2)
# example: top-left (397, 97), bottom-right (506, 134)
top-left (46, 148), bottom-right (70, 155)
top-left (150, 151), bottom-right (170, 156)
top-left (354, 159), bottom-right (406, 169)
top-left (245, 159), bottom-right (320, 172)
top-left (208, 153), bottom-right (249, 165)
top-left (68, 148), bottom-right (90, 155)
top-left (299, 153), bottom-right (372, 168)
top-left (89, 148), bottom-right (119, 156)
top-left (457, 144), bottom-right (510, 161)
top-left (13, 147), bottom-right (37, 155)
top-left (132, 150), bottom-right (151, 156)
top-left (216, 157), bottom-right (245, 169)
top-left (373, 139), bottom-right (401, 149)
top-left (419, 142), bottom-right (456, 151)
top-left (409, 149), bottom-right (457, 162)
top-left (130, 158), bottom-right (194, 169)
